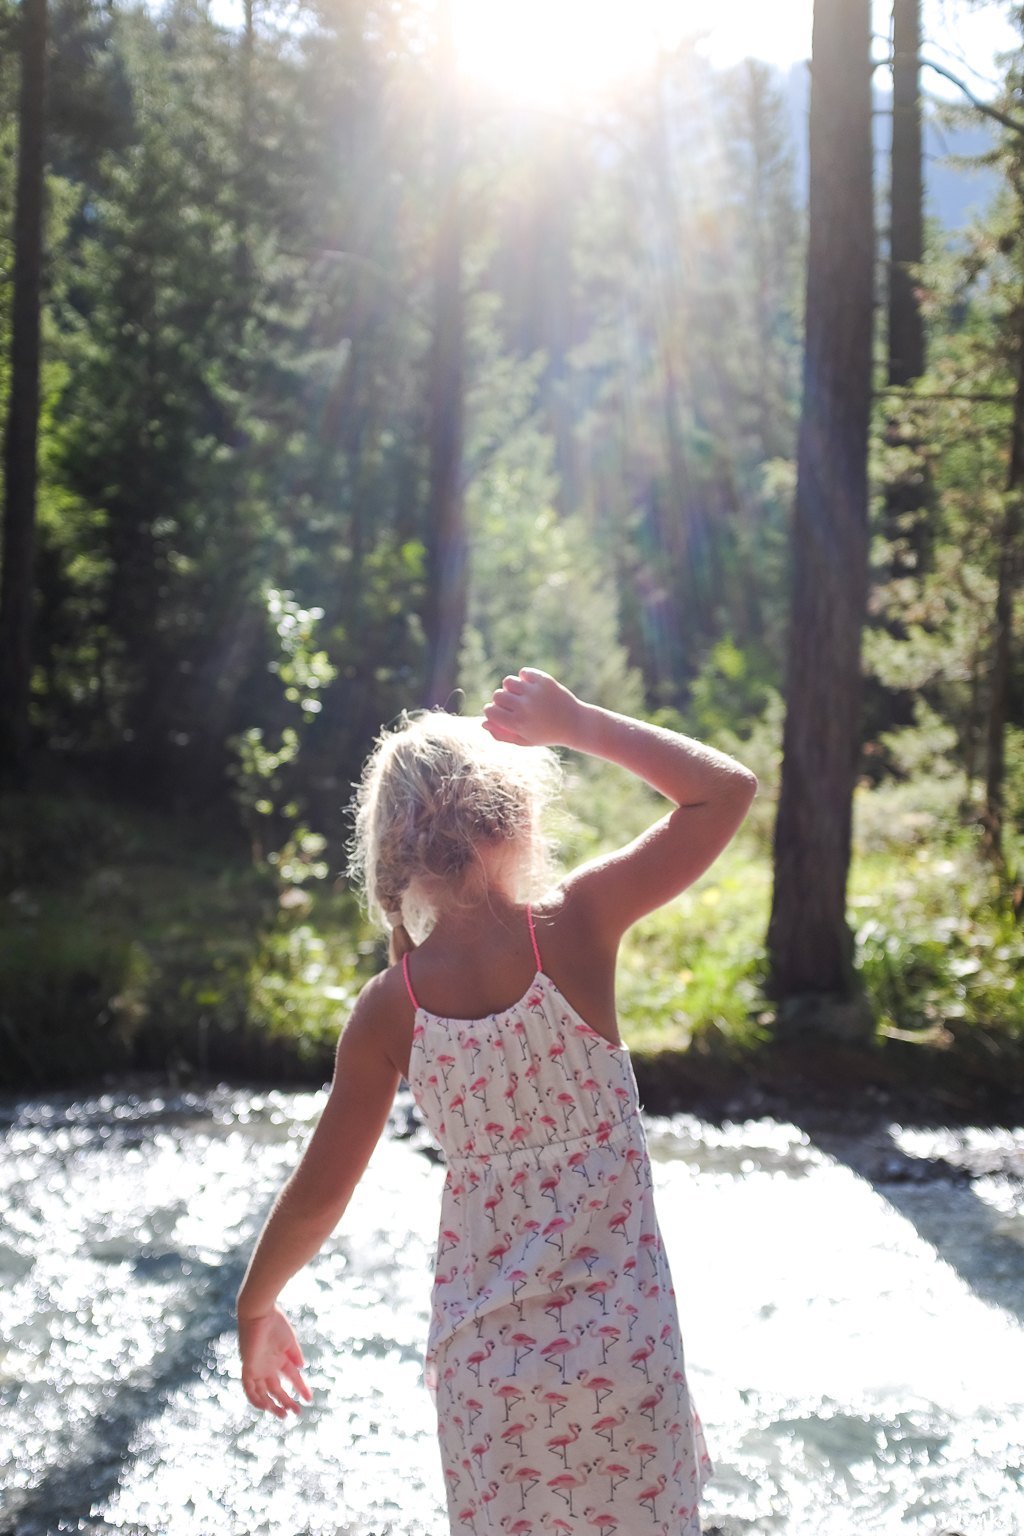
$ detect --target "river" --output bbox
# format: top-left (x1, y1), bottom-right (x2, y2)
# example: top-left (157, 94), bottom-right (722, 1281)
top-left (2, 1085), bottom-right (1022, 1536)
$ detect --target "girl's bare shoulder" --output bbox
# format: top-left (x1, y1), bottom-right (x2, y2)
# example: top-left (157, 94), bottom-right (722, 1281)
top-left (341, 965), bottom-right (415, 1078)
top-left (530, 883), bottom-right (620, 1043)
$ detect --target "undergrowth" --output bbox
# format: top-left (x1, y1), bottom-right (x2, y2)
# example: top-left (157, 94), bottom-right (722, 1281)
top-left (1, 744), bottom-right (1022, 1090)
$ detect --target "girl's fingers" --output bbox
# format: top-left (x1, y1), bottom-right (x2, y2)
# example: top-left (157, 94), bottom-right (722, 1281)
top-left (243, 1368), bottom-right (304, 1417)
top-left (245, 1381), bottom-right (284, 1418)
top-left (282, 1358), bottom-right (312, 1401)
top-left (269, 1383), bottom-right (301, 1415)
top-left (260, 1375), bottom-right (300, 1416)
top-left (482, 719), bottom-right (528, 747)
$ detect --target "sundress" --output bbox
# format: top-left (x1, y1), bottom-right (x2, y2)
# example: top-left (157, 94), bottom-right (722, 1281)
top-left (404, 906), bottom-right (713, 1536)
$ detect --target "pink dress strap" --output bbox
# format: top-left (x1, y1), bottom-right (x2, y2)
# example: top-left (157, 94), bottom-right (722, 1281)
top-left (526, 903), bottom-right (543, 974)
top-left (402, 951), bottom-right (420, 1011)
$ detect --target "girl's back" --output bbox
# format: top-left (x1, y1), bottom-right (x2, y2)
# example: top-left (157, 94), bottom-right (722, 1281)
top-left (404, 902), bottom-right (712, 1533)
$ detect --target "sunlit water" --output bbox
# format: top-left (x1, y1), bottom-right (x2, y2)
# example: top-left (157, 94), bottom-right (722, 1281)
top-left (2, 1087), bottom-right (1023, 1536)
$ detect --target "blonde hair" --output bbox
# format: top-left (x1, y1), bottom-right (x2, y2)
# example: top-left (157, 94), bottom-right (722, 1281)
top-left (348, 709), bottom-right (561, 959)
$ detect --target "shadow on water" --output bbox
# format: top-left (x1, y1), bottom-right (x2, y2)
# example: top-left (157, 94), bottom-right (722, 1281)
top-left (1, 1253), bottom-right (244, 1536)
top-left (788, 1109), bottom-right (1024, 1329)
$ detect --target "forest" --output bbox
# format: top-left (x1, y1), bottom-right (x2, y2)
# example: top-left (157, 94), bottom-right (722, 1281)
top-left (0, 0), bottom-right (1022, 1111)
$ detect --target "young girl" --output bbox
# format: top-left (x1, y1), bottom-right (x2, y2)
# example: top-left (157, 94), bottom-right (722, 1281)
top-left (237, 667), bottom-right (757, 1534)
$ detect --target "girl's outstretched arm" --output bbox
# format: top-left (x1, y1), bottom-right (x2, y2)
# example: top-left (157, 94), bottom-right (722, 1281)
top-left (484, 667), bottom-right (757, 941)
top-left (236, 976), bottom-right (400, 1417)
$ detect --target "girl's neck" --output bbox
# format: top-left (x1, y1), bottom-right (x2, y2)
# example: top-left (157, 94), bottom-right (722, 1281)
top-left (427, 887), bottom-right (523, 943)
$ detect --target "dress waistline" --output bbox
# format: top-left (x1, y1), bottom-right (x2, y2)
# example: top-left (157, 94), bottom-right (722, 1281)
top-left (442, 1112), bottom-right (641, 1169)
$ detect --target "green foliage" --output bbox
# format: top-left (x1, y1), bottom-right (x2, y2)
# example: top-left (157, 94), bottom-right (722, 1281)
top-left (851, 844), bottom-right (1024, 1040)
top-left (615, 841), bottom-right (772, 1054)
top-left (0, 787), bottom-right (376, 1088)
top-left (228, 588), bottom-right (336, 863)
top-left (685, 636), bottom-right (778, 743)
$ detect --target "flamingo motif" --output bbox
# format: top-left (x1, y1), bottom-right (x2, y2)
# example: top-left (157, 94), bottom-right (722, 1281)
top-left (583, 1509), bottom-right (621, 1535)
top-left (542, 1289), bottom-right (573, 1328)
top-left (595, 1323), bottom-right (622, 1365)
top-left (406, 919), bottom-right (712, 1534)
top-left (469, 1434), bottom-right (493, 1465)
top-left (539, 1324), bottom-right (584, 1385)
top-left (539, 1516), bottom-right (573, 1536)
top-left (586, 1275), bottom-right (615, 1314)
top-left (501, 1462), bottom-right (541, 1512)
top-left (593, 1457), bottom-right (631, 1498)
top-left (592, 1404), bottom-right (628, 1449)
top-left (570, 1242), bottom-right (601, 1274)
top-left (539, 1387), bottom-right (569, 1426)
top-left (546, 1466), bottom-right (590, 1517)
top-left (538, 1167), bottom-right (561, 1207)
top-left (637, 1472), bottom-right (668, 1520)
top-left (491, 1381), bottom-right (525, 1420)
top-left (542, 1214), bottom-right (570, 1256)
top-left (625, 1435), bottom-right (658, 1476)
top-left (577, 1370), bottom-right (615, 1411)
top-left (509, 1167), bottom-right (530, 1201)
top-left (545, 1420), bottom-right (582, 1467)
top-left (466, 1339), bottom-right (495, 1385)
top-left (499, 1413), bottom-right (538, 1456)
top-left (607, 1199), bottom-right (632, 1236)
top-left (629, 1335), bottom-right (656, 1383)
top-left (499, 1324), bottom-right (536, 1373)
top-left (638, 1383), bottom-right (665, 1428)
top-left (554, 1091), bottom-right (577, 1132)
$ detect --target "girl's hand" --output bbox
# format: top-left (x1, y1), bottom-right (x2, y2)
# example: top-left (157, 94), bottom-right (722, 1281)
top-left (483, 668), bottom-right (583, 748)
top-left (238, 1304), bottom-right (312, 1420)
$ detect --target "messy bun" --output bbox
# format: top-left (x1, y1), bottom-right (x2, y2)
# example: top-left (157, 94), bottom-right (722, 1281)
top-left (348, 709), bottom-right (561, 946)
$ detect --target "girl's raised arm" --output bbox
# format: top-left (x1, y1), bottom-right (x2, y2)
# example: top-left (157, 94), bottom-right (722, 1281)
top-left (236, 977), bottom-right (401, 1416)
top-left (484, 668), bottom-right (757, 944)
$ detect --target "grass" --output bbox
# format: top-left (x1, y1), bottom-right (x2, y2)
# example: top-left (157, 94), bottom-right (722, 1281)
top-left (0, 789), bottom-right (379, 1088)
top-left (1, 762), bottom-right (1022, 1091)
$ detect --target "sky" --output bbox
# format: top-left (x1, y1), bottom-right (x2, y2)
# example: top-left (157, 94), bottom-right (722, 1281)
top-left (451, 0), bottom-right (1017, 107)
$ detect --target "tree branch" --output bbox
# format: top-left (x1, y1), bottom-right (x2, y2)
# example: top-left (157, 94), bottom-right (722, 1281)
top-left (918, 55), bottom-right (1024, 138)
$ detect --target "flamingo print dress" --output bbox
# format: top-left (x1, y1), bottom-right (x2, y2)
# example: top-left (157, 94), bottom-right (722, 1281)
top-left (404, 908), bottom-right (713, 1536)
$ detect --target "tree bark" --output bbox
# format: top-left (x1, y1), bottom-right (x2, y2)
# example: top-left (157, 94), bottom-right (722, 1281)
top-left (888, 0), bottom-right (925, 388)
top-left (423, 0), bottom-right (465, 709)
top-left (767, 0), bottom-right (875, 1014)
top-left (878, 0), bottom-right (931, 599)
top-left (0, 0), bottom-right (48, 775)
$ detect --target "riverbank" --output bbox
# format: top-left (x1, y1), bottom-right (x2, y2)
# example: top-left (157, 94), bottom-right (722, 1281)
top-left (2, 785), bottom-right (1022, 1120)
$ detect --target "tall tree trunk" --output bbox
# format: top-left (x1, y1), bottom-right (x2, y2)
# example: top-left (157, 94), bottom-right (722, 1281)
top-left (423, 0), bottom-right (465, 709)
top-left (767, 0), bottom-right (875, 1027)
top-left (982, 293), bottom-right (1024, 865)
top-left (888, 0), bottom-right (925, 388)
top-left (867, 0), bottom-right (931, 747)
top-left (0, 0), bottom-right (48, 775)
top-left (879, 0), bottom-right (932, 605)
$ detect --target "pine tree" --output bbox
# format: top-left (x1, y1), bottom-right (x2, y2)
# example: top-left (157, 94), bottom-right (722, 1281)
top-left (767, 0), bottom-right (876, 1031)
top-left (0, 0), bottom-right (47, 775)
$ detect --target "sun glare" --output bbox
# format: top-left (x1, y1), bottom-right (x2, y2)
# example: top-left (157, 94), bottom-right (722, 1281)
top-left (451, 0), bottom-right (679, 107)
top-left (448, 0), bottom-right (1017, 108)
top-left (449, 0), bottom-right (813, 108)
